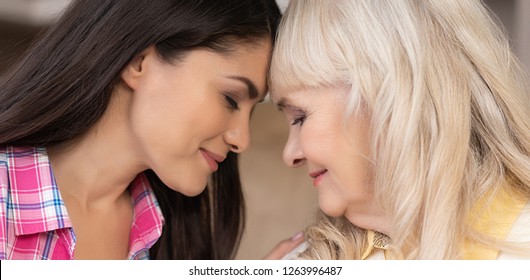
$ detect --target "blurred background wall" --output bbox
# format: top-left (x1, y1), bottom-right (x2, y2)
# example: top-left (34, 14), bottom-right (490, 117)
top-left (0, 0), bottom-right (528, 259)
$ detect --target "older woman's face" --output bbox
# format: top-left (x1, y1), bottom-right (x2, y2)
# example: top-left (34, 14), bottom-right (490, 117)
top-left (273, 86), bottom-right (375, 220)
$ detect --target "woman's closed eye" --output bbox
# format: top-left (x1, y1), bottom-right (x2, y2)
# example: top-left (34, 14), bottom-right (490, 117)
top-left (276, 104), bottom-right (307, 127)
top-left (291, 115), bottom-right (306, 126)
top-left (223, 93), bottom-right (240, 111)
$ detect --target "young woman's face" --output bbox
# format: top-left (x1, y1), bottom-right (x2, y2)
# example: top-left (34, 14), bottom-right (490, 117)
top-left (273, 86), bottom-right (376, 220)
top-left (127, 41), bottom-right (271, 196)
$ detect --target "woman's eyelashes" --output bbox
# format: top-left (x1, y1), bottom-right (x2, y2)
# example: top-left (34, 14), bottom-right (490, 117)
top-left (223, 93), bottom-right (240, 111)
top-left (288, 108), bottom-right (308, 127)
top-left (291, 115), bottom-right (306, 126)
top-left (277, 105), bottom-right (307, 127)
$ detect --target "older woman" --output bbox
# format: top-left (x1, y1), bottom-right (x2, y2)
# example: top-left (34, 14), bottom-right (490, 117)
top-left (270, 0), bottom-right (530, 259)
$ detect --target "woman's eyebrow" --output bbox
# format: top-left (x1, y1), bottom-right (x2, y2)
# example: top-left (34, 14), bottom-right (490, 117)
top-left (275, 97), bottom-right (297, 111)
top-left (225, 75), bottom-right (259, 99)
top-left (275, 98), bottom-right (287, 109)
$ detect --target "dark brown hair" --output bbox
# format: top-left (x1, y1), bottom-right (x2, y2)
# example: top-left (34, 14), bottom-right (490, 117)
top-left (0, 0), bottom-right (281, 259)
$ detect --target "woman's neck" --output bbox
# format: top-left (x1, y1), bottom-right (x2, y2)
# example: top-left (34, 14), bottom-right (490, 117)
top-left (47, 88), bottom-right (147, 211)
top-left (344, 201), bottom-right (392, 237)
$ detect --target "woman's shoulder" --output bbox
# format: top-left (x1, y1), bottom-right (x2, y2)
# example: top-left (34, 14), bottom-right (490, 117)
top-left (506, 199), bottom-right (530, 241)
top-left (0, 146), bottom-right (45, 162)
top-left (0, 146), bottom-right (6, 162)
top-left (0, 146), bottom-right (8, 184)
top-left (497, 199), bottom-right (530, 259)
top-left (0, 145), bottom-right (49, 190)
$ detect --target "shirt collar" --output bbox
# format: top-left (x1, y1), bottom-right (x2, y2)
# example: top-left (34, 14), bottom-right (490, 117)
top-left (464, 186), bottom-right (528, 259)
top-left (6, 146), bottom-right (72, 236)
top-left (6, 146), bottom-right (165, 255)
top-left (361, 230), bottom-right (391, 259)
top-left (359, 186), bottom-right (527, 260)
top-left (128, 173), bottom-right (165, 258)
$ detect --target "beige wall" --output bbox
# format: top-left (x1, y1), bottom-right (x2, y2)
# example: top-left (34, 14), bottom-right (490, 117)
top-left (236, 102), bottom-right (317, 259)
top-left (515, 0), bottom-right (530, 73)
top-left (485, 0), bottom-right (530, 73)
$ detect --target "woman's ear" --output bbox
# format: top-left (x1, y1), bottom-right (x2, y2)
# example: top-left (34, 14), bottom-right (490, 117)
top-left (121, 46), bottom-right (156, 91)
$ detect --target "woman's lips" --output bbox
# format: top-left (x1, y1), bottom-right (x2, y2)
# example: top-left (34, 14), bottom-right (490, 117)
top-left (309, 169), bottom-right (327, 186)
top-left (200, 149), bottom-right (224, 172)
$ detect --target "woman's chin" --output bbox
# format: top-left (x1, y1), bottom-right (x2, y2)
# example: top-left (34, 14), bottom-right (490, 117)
top-left (163, 177), bottom-right (208, 197)
top-left (319, 203), bottom-right (345, 218)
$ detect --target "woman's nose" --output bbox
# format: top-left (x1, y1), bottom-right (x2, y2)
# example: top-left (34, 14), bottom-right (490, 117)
top-left (282, 131), bottom-right (305, 167)
top-left (224, 116), bottom-right (250, 153)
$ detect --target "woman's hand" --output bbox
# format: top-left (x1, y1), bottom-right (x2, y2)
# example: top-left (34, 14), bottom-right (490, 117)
top-left (263, 232), bottom-right (305, 260)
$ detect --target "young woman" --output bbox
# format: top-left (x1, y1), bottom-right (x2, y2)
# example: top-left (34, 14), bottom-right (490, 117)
top-left (270, 0), bottom-right (530, 259)
top-left (0, 0), bottom-right (281, 260)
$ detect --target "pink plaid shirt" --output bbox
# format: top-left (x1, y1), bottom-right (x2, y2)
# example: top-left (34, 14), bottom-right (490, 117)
top-left (0, 146), bottom-right (164, 260)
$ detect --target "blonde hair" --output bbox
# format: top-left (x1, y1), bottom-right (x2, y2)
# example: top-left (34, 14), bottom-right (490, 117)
top-left (270, 0), bottom-right (530, 259)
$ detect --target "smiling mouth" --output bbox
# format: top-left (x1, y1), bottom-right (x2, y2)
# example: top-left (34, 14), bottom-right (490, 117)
top-left (309, 170), bottom-right (327, 187)
top-left (200, 149), bottom-right (223, 172)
